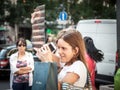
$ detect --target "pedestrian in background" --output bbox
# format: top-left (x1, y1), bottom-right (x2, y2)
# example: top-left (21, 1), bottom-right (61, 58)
top-left (84, 36), bottom-right (104, 90)
top-left (10, 37), bottom-right (34, 90)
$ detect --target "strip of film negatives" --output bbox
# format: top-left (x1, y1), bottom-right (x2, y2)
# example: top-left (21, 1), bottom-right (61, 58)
top-left (31, 5), bottom-right (45, 48)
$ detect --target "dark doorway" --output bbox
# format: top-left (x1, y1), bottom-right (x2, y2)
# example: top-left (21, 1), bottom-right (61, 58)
top-left (18, 27), bottom-right (32, 40)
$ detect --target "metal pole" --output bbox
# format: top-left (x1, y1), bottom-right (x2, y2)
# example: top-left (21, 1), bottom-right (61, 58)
top-left (117, 0), bottom-right (120, 50)
top-left (15, 24), bottom-right (18, 41)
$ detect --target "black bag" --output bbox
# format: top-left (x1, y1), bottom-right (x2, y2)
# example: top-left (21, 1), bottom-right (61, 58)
top-left (32, 61), bottom-right (58, 90)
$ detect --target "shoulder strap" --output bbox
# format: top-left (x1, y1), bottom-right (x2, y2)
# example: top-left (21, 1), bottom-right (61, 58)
top-left (85, 71), bottom-right (92, 90)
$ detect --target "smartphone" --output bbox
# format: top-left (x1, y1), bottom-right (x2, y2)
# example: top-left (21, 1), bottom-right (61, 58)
top-left (48, 42), bottom-right (56, 52)
top-left (32, 48), bottom-right (37, 55)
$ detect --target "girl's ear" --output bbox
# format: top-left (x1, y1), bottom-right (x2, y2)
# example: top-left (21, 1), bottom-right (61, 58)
top-left (74, 47), bottom-right (79, 54)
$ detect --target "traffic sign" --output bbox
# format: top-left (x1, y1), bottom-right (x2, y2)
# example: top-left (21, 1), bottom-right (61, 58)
top-left (59, 11), bottom-right (68, 21)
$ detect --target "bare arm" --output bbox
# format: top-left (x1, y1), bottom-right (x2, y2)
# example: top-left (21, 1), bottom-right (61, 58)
top-left (15, 66), bottom-right (32, 74)
top-left (62, 72), bottom-right (79, 84)
top-left (58, 82), bottom-right (62, 90)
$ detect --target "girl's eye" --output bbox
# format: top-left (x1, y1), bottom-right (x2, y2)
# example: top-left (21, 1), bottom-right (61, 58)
top-left (62, 47), bottom-right (66, 50)
top-left (57, 46), bottom-right (65, 50)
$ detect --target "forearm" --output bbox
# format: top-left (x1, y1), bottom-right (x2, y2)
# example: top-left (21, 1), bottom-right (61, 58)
top-left (58, 82), bottom-right (62, 90)
top-left (15, 67), bottom-right (32, 74)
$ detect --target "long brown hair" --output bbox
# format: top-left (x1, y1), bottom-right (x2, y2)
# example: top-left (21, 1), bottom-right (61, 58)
top-left (56, 29), bottom-right (87, 66)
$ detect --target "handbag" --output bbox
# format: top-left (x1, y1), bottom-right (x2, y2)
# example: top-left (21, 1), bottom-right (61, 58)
top-left (62, 72), bottom-right (92, 90)
top-left (32, 61), bottom-right (58, 90)
top-left (84, 72), bottom-right (92, 90)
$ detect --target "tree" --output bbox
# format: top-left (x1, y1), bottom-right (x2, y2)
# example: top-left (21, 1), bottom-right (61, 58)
top-left (69, 0), bottom-right (116, 24)
top-left (0, 0), bottom-right (11, 25)
top-left (0, 0), bottom-right (116, 27)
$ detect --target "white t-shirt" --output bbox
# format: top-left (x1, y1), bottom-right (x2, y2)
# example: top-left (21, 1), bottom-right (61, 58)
top-left (58, 60), bottom-right (87, 87)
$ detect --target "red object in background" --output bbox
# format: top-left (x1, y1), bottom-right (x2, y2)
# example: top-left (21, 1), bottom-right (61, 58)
top-left (0, 59), bottom-right (9, 68)
top-left (115, 50), bottom-right (119, 72)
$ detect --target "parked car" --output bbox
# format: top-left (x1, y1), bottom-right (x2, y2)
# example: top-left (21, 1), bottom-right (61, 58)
top-left (0, 45), bottom-right (16, 77)
top-left (76, 19), bottom-right (117, 85)
top-left (0, 45), bottom-right (39, 77)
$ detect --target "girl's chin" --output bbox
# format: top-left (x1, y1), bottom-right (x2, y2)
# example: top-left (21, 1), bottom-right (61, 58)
top-left (60, 59), bottom-right (66, 63)
top-left (61, 61), bottom-right (65, 63)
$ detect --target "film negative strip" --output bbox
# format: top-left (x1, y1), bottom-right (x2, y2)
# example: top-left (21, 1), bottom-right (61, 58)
top-left (31, 5), bottom-right (45, 48)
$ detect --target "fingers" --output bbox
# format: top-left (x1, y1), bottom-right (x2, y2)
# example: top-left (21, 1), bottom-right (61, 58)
top-left (38, 44), bottom-right (51, 54)
top-left (33, 44), bottom-right (54, 62)
top-left (33, 43), bottom-right (52, 54)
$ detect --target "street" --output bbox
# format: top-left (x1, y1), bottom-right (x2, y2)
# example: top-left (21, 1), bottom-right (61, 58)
top-left (0, 76), bottom-right (99, 90)
top-left (0, 77), bottom-right (10, 90)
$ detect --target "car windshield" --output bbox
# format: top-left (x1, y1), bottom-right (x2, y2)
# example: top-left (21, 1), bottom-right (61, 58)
top-left (0, 49), bottom-right (7, 58)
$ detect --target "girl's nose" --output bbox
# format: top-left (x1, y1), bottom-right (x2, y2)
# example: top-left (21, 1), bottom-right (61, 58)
top-left (58, 48), bottom-right (62, 55)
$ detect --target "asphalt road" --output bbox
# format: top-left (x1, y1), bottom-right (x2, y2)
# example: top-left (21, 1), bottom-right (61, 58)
top-left (0, 77), bottom-right (10, 90)
top-left (0, 76), bottom-right (109, 90)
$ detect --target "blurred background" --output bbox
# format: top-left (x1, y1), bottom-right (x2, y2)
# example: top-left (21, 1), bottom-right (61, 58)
top-left (0, 0), bottom-right (116, 46)
top-left (0, 0), bottom-right (117, 90)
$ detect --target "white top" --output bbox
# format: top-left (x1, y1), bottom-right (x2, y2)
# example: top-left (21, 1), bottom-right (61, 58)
top-left (58, 60), bottom-right (87, 87)
top-left (9, 52), bottom-right (34, 89)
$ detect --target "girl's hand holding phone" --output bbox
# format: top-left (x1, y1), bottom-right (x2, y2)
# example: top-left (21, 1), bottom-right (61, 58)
top-left (33, 43), bottom-right (55, 62)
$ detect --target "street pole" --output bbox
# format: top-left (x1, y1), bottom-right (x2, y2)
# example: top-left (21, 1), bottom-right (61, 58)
top-left (4, 22), bottom-right (8, 44)
top-left (117, 0), bottom-right (120, 50)
top-left (67, 0), bottom-right (73, 25)
top-left (15, 24), bottom-right (18, 41)
top-left (67, 0), bottom-right (71, 25)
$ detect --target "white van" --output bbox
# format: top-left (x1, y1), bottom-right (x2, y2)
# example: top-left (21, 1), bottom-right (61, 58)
top-left (76, 19), bottom-right (117, 85)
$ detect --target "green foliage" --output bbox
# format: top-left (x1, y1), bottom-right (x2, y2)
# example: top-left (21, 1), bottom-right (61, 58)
top-left (0, 0), bottom-right (11, 25)
top-left (114, 68), bottom-right (120, 90)
top-left (69, 0), bottom-right (116, 24)
top-left (0, 0), bottom-right (116, 27)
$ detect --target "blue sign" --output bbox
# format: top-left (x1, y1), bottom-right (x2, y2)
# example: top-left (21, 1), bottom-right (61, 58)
top-left (59, 11), bottom-right (68, 21)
